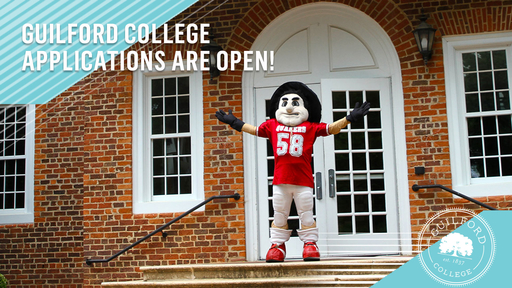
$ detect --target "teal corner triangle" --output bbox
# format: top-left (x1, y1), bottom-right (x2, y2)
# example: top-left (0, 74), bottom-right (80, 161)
top-left (371, 211), bottom-right (511, 287)
top-left (0, 0), bottom-right (199, 105)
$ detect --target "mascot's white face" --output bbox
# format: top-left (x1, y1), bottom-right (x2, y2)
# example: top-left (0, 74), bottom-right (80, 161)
top-left (275, 93), bottom-right (309, 127)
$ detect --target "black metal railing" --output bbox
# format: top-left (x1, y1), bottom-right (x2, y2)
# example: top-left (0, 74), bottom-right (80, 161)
top-left (85, 193), bottom-right (241, 265)
top-left (412, 184), bottom-right (497, 210)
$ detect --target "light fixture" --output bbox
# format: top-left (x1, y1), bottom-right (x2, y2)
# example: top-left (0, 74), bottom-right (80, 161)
top-left (412, 13), bottom-right (437, 65)
top-left (200, 31), bottom-right (223, 80)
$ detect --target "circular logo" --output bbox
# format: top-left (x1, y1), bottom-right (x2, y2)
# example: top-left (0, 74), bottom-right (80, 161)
top-left (418, 208), bottom-right (495, 286)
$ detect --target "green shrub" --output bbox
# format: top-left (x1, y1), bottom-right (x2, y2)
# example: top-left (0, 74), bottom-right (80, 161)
top-left (0, 274), bottom-right (7, 288)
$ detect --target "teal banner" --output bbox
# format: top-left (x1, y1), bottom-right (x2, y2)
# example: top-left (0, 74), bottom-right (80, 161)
top-left (372, 210), bottom-right (510, 287)
top-left (0, 0), bottom-right (198, 104)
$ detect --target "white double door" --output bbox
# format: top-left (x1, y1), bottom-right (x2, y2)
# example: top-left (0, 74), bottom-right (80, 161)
top-left (255, 78), bottom-right (400, 259)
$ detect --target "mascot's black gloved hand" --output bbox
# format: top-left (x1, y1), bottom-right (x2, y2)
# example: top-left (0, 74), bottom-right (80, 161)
top-left (215, 109), bottom-right (245, 132)
top-left (346, 101), bottom-right (371, 122)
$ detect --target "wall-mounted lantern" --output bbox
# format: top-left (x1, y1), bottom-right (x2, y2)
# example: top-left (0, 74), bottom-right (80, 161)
top-left (412, 13), bottom-right (437, 65)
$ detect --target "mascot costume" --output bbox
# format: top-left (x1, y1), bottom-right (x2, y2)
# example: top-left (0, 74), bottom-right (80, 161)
top-left (216, 81), bottom-right (370, 262)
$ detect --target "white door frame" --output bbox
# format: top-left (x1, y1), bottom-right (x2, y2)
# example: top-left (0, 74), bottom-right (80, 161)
top-left (241, 2), bottom-right (411, 261)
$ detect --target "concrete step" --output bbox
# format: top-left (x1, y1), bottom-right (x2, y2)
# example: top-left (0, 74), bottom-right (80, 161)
top-left (101, 256), bottom-right (412, 288)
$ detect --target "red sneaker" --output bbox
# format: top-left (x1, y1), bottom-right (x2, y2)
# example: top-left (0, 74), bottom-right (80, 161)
top-left (303, 242), bottom-right (320, 261)
top-left (266, 243), bottom-right (286, 262)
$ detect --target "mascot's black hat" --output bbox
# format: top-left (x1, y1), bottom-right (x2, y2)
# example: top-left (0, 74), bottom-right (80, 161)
top-left (268, 81), bottom-right (322, 123)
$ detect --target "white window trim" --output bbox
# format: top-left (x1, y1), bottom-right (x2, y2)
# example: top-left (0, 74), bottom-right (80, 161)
top-left (132, 64), bottom-right (204, 214)
top-left (0, 104), bottom-right (35, 225)
top-left (444, 32), bottom-right (512, 197)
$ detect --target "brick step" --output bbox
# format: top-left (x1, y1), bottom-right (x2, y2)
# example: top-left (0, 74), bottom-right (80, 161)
top-left (101, 256), bottom-right (412, 288)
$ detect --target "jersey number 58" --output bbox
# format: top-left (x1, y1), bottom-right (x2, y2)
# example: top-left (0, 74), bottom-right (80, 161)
top-left (276, 133), bottom-right (304, 157)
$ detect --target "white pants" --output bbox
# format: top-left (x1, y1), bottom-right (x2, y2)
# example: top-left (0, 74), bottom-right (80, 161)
top-left (270, 184), bottom-right (318, 244)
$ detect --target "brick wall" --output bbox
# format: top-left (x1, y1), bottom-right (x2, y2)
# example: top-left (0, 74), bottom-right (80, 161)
top-left (1, 0), bottom-right (512, 287)
top-left (0, 93), bottom-right (85, 287)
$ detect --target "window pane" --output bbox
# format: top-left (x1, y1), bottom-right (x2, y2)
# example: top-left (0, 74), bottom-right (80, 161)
top-left (178, 115), bottom-right (190, 133)
top-left (166, 177), bottom-right (178, 195)
top-left (153, 158), bottom-right (164, 175)
top-left (336, 176), bottom-right (350, 192)
top-left (467, 117), bottom-right (481, 136)
top-left (463, 52), bottom-right (477, 72)
top-left (469, 138), bottom-right (483, 157)
top-left (352, 153), bottom-right (366, 170)
top-left (165, 78), bottom-right (176, 95)
top-left (338, 216), bottom-right (352, 234)
top-left (482, 116), bottom-right (497, 135)
top-left (152, 98), bottom-right (163, 115)
top-left (15, 192), bottom-right (24, 208)
top-left (484, 137), bottom-right (498, 156)
top-left (367, 111), bottom-right (381, 129)
top-left (349, 91), bottom-right (363, 108)
top-left (165, 96), bottom-right (176, 114)
top-left (153, 139), bottom-right (164, 156)
top-left (492, 50), bottom-right (506, 69)
top-left (373, 215), bottom-right (387, 233)
top-left (500, 136), bottom-right (512, 155)
top-left (153, 178), bottom-right (164, 195)
top-left (15, 176), bottom-right (24, 191)
top-left (178, 96), bottom-right (190, 113)
top-left (368, 132), bottom-right (382, 149)
top-left (165, 138), bottom-right (177, 155)
top-left (16, 159), bottom-right (25, 174)
top-left (178, 77), bottom-right (189, 94)
top-left (480, 92), bottom-right (495, 111)
top-left (498, 115), bottom-right (512, 133)
top-left (152, 117), bottom-right (163, 134)
top-left (502, 157), bottom-right (512, 176)
top-left (370, 174), bottom-right (385, 191)
top-left (470, 159), bottom-right (484, 178)
top-left (180, 176), bottom-right (192, 194)
top-left (497, 91), bottom-right (510, 110)
top-left (351, 132), bottom-right (365, 149)
top-left (354, 175), bottom-right (368, 191)
top-left (369, 152), bottom-right (383, 170)
top-left (354, 194), bottom-right (368, 212)
top-left (479, 72), bottom-right (493, 91)
top-left (464, 73), bottom-right (478, 92)
top-left (179, 138), bottom-right (191, 155)
top-left (337, 195), bottom-right (351, 213)
top-left (334, 133), bottom-right (348, 150)
top-left (5, 193), bottom-right (14, 209)
top-left (179, 157), bottom-right (191, 174)
top-left (371, 194), bottom-right (386, 212)
top-left (152, 79), bottom-right (163, 96)
top-left (366, 91), bottom-right (380, 108)
top-left (355, 216), bottom-right (370, 233)
top-left (494, 70), bottom-right (509, 90)
top-left (165, 116), bottom-right (177, 134)
top-left (335, 153), bottom-right (349, 171)
top-left (166, 158), bottom-right (178, 175)
top-left (465, 93), bottom-right (479, 112)
top-left (477, 51), bottom-right (492, 70)
top-left (485, 158), bottom-right (500, 177)
top-left (332, 91), bottom-right (346, 109)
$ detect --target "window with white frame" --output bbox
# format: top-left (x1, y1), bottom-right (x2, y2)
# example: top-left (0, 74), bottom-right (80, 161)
top-left (0, 105), bottom-right (35, 224)
top-left (132, 66), bottom-right (203, 214)
top-left (444, 32), bottom-right (512, 197)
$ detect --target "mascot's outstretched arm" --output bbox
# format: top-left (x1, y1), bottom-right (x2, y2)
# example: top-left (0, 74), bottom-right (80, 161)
top-left (215, 109), bottom-right (257, 135)
top-left (328, 101), bottom-right (371, 134)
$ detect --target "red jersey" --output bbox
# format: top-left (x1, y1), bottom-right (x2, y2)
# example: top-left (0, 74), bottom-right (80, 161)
top-left (257, 119), bottom-right (330, 188)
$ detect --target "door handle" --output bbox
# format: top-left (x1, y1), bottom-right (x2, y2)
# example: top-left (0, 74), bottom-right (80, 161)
top-left (329, 169), bottom-right (335, 198)
top-left (316, 172), bottom-right (322, 200)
